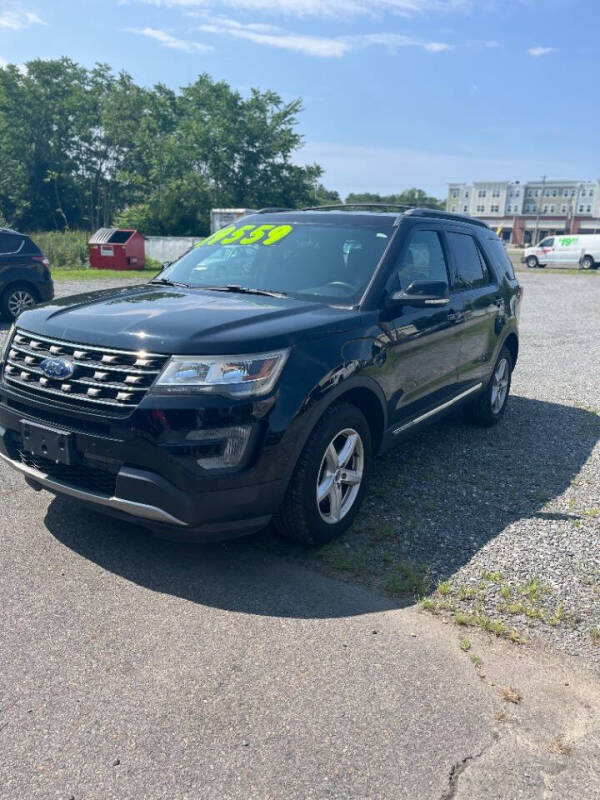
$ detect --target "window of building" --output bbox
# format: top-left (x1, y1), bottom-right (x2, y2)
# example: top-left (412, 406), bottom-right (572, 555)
top-left (492, 188), bottom-right (500, 197)
top-left (451, 205), bottom-right (457, 212)
top-left (477, 189), bottom-right (486, 198)
top-left (561, 205), bottom-right (567, 213)
top-left (476, 204), bottom-right (485, 213)
top-left (491, 204), bottom-right (500, 213)
top-left (463, 205), bottom-right (468, 213)
top-left (465, 191), bottom-right (469, 198)
top-left (552, 189), bottom-right (557, 197)
top-left (550, 205), bottom-right (555, 213)
top-left (543, 205), bottom-right (548, 213)
top-left (579, 205), bottom-right (584, 212)
top-left (587, 205), bottom-right (592, 213)
top-left (451, 190), bottom-right (459, 199)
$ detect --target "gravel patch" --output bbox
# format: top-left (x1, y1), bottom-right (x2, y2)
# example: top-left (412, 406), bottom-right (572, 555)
top-left (1, 272), bottom-right (599, 663)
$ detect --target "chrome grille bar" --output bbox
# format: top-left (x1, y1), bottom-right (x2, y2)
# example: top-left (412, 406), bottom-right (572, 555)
top-left (3, 329), bottom-right (169, 413)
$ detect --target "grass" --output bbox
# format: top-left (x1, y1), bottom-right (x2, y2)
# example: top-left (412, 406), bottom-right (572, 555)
top-left (550, 738), bottom-right (572, 756)
top-left (385, 562), bottom-right (430, 598)
top-left (590, 628), bottom-right (600, 647)
top-left (459, 636), bottom-right (471, 652)
top-left (51, 267), bottom-right (159, 282)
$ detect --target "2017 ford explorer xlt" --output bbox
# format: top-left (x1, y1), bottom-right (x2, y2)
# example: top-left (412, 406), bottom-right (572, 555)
top-left (0, 208), bottom-right (521, 545)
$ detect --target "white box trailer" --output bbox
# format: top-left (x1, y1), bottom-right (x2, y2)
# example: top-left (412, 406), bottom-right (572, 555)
top-left (523, 234), bottom-right (600, 269)
top-left (210, 208), bottom-right (256, 234)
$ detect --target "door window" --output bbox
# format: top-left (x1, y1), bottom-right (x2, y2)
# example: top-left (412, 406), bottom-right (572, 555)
top-left (395, 230), bottom-right (449, 290)
top-left (538, 237), bottom-right (554, 248)
top-left (0, 233), bottom-right (22, 255)
top-left (446, 232), bottom-right (490, 289)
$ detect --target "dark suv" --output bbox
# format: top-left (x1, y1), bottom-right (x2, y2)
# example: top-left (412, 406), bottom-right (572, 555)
top-left (0, 207), bottom-right (521, 544)
top-left (0, 228), bottom-right (54, 320)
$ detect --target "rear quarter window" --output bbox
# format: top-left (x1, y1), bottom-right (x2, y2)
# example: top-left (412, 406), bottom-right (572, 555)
top-left (483, 237), bottom-right (516, 280)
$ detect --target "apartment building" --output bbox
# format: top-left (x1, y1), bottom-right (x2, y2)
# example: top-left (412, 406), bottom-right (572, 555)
top-left (446, 179), bottom-right (600, 243)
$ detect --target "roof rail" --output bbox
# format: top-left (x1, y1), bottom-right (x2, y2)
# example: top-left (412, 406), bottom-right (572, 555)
top-left (256, 207), bottom-right (293, 214)
top-left (404, 208), bottom-right (490, 229)
top-left (302, 203), bottom-right (414, 212)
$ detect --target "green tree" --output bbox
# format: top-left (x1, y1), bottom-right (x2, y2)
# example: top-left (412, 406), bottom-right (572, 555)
top-left (345, 189), bottom-right (443, 209)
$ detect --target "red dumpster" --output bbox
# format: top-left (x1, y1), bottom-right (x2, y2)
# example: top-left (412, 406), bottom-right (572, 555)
top-left (88, 228), bottom-right (145, 270)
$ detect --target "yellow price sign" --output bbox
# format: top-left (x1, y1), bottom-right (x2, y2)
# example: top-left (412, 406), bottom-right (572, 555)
top-left (197, 224), bottom-right (293, 247)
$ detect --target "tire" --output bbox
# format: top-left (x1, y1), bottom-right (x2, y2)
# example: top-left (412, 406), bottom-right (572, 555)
top-left (581, 254), bottom-right (595, 270)
top-left (274, 402), bottom-right (372, 545)
top-left (1, 283), bottom-right (38, 320)
top-left (526, 255), bottom-right (538, 269)
top-left (463, 347), bottom-right (513, 427)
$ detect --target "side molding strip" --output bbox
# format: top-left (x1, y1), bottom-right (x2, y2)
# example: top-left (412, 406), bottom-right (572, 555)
top-left (393, 383), bottom-right (483, 435)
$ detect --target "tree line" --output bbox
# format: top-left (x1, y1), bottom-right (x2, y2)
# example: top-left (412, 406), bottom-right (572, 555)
top-left (0, 58), bottom-right (442, 236)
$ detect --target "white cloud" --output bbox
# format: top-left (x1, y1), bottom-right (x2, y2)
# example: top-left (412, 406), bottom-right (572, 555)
top-left (195, 17), bottom-right (453, 57)
top-left (136, 0), bottom-right (469, 17)
top-left (528, 46), bottom-right (555, 57)
top-left (0, 9), bottom-right (46, 29)
top-left (126, 26), bottom-right (213, 52)
top-left (0, 56), bottom-right (6, 67)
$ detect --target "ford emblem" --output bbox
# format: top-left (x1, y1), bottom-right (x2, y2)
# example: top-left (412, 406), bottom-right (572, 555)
top-left (40, 357), bottom-right (75, 380)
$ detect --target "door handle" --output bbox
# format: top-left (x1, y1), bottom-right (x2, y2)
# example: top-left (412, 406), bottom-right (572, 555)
top-left (447, 310), bottom-right (464, 324)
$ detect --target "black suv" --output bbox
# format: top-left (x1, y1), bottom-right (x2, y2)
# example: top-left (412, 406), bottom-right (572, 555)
top-left (0, 208), bottom-right (521, 544)
top-left (0, 228), bottom-right (54, 320)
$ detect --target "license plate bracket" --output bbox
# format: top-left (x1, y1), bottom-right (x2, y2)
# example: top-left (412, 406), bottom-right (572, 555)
top-left (20, 420), bottom-right (74, 466)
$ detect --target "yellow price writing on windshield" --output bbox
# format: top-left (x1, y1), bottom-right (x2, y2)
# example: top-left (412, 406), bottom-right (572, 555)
top-left (197, 224), bottom-right (293, 247)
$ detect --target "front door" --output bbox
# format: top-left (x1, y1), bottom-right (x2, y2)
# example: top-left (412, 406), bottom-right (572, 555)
top-left (374, 226), bottom-right (465, 430)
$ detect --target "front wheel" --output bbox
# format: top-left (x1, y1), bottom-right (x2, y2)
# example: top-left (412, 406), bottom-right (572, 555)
top-left (526, 255), bottom-right (539, 269)
top-left (274, 402), bottom-right (372, 545)
top-left (463, 347), bottom-right (513, 427)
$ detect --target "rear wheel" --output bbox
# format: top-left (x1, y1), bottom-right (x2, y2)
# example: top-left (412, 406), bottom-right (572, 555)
top-left (274, 402), bottom-right (372, 545)
top-left (463, 347), bottom-right (513, 427)
top-left (1, 283), bottom-right (37, 320)
top-left (526, 255), bottom-right (539, 269)
top-left (581, 254), bottom-right (596, 270)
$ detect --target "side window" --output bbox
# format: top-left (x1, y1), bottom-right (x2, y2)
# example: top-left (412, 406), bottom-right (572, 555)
top-left (395, 230), bottom-right (449, 290)
top-left (446, 232), bottom-right (490, 289)
top-left (0, 233), bottom-right (20, 254)
top-left (483, 237), bottom-right (515, 280)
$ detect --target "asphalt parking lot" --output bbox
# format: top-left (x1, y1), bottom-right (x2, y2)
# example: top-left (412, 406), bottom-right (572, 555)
top-left (1, 271), bottom-right (599, 798)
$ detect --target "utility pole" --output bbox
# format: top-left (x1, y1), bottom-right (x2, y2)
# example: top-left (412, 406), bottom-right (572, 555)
top-left (532, 175), bottom-right (546, 245)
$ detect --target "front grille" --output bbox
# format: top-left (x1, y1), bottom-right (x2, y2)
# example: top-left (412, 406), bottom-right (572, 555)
top-left (3, 330), bottom-right (169, 415)
top-left (18, 450), bottom-right (118, 496)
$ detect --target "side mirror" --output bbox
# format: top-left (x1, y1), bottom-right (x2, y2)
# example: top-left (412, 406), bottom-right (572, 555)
top-left (162, 261), bottom-right (171, 269)
top-left (388, 280), bottom-right (449, 307)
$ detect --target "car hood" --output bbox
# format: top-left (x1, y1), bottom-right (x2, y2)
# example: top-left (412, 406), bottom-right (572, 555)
top-left (16, 284), bottom-right (361, 354)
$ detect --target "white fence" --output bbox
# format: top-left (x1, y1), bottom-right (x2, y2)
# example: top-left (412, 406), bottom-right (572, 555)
top-left (144, 236), bottom-right (204, 264)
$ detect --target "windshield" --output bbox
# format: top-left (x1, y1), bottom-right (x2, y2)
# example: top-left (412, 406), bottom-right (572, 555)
top-left (159, 219), bottom-right (393, 304)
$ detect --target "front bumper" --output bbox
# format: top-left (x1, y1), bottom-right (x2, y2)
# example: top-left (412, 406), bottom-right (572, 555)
top-left (0, 397), bottom-right (289, 541)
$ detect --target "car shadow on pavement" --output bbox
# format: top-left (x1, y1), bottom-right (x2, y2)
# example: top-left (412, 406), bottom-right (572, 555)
top-left (44, 395), bottom-right (600, 619)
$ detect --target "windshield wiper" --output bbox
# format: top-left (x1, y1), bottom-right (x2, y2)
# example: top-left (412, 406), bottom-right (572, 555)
top-left (150, 277), bottom-right (190, 288)
top-left (200, 284), bottom-right (287, 298)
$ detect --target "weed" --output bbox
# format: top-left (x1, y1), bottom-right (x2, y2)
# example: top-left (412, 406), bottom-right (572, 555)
top-left (457, 586), bottom-right (477, 600)
top-left (454, 611), bottom-right (470, 626)
top-left (318, 544), bottom-right (366, 573)
top-left (482, 571), bottom-right (503, 584)
top-left (371, 523), bottom-right (396, 542)
top-left (550, 738), bottom-right (572, 756)
top-left (590, 628), bottom-right (600, 647)
top-left (437, 580), bottom-right (452, 596)
top-left (470, 653), bottom-right (483, 668)
top-left (459, 636), bottom-right (471, 652)
top-left (500, 585), bottom-right (512, 600)
top-left (501, 686), bottom-right (521, 704)
top-left (421, 598), bottom-right (437, 612)
top-left (548, 604), bottom-right (565, 626)
top-left (385, 562), bottom-right (430, 598)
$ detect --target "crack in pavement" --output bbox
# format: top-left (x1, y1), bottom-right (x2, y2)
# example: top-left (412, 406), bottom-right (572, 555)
top-left (440, 731), bottom-right (500, 800)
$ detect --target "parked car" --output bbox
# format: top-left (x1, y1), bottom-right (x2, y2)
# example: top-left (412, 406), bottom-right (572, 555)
top-left (0, 228), bottom-right (54, 320)
top-left (523, 233), bottom-right (600, 269)
top-left (0, 207), bottom-right (521, 544)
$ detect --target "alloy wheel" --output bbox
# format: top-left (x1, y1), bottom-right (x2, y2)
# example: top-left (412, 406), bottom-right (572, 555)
top-left (490, 357), bottom-right (510, 414)
top-left (7, 289), bottom-right (35, 318)
top-left (316, 428), bottom-right (364, 524)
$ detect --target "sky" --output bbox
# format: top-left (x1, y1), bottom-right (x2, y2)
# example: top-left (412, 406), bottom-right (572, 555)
top-left (1, 0), bottom-right (599, 199)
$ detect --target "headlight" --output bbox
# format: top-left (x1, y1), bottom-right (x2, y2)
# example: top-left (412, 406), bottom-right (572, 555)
top-left (1, 324), bottom-right (15, 364)
top-left (152, 349), bottom-right (290, 397)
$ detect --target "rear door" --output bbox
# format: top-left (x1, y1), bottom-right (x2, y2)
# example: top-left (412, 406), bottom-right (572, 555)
top-left (376, 224), bottom-right (464, 429)
top-left (445, 227), bottom-right (501, 391)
